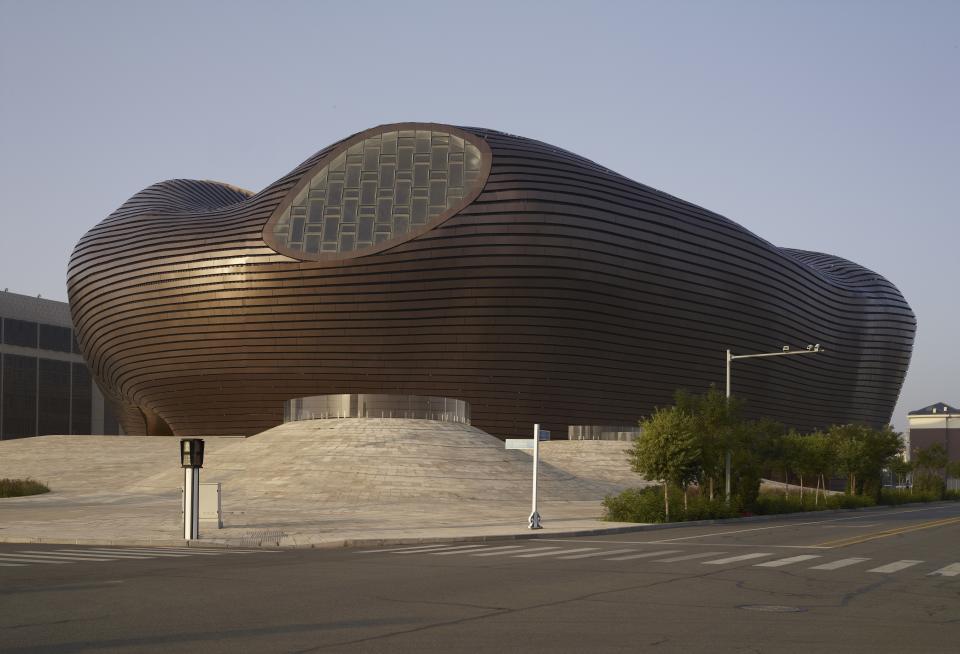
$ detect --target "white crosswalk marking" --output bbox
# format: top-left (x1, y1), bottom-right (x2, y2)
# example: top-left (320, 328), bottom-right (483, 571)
top-left (73, 549), bottom-right (191, 558)
top-left (115, 550), bottom-right (235, 556)
top-left (515, 547), bottom-right (596, 558)
top-left (393, 544), bottom-right (493, 555)
top-left (809, 557), bottom-right (870, 570)
top-left (359, 544), bottom-right (460, 554)
top-left (703, 553), bottom-right (772, 565)
top-left (55, 550), bottom-right (155, 559)
top-left (17, 551), bottom-right (118, 561)
top-left (656, 551), bottom-right (727, 563)
top-left (504, 547), bottom-right (562, 557)
top-left (928, 563), bottom-right (960, 577)
top-left (0, 554), bottom-right (70, 564)
top-left (469, 546), bottom-right (528, 556)
top-left (606, 550), bottom-right (683, 561)
top-left (558, 549), bottom-right (636, 560)
top-left (868, 560), bottom-right (923, 574)
top-left (754, 555), bottom-right (822, 568)
top-left (430, 546), bottom-right (492, 556)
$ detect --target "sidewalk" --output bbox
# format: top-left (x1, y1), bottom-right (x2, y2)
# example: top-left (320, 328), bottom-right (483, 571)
top-left (0, 423), bottom-right (649, 549)
top-left (0, 488), bottom-right (646, 548)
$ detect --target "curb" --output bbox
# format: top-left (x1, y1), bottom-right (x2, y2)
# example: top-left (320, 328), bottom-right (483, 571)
top-left (1, 500), bottom-right (954, 550)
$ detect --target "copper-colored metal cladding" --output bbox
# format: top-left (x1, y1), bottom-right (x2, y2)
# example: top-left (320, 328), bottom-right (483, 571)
top-left (67, 122), bottom-right (915, 438)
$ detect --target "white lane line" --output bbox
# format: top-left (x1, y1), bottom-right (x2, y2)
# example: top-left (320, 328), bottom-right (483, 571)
top-left (514, 548), bottom-right (597, 558)
top-left (809, 558), bottom-right (870, 570)
top-left (16, 551), bottom-right (118, 561)
top-left (55, 550), bottom-right (155, 559)
top-left (754, 554), bottom-right (822, 568)
top-left (0, 562), bottom-right (25, 566)
top-left (558, 549), bottom-right (637, 560)
top-left (868, 560), bottom-right (923, 574)
top-left (393, 544), bottom-right (494, 555)
top-left (430, 546), bottom-right (493, 556)
top-left (469, 546), bottom-right (529, 557)
top-left (656, 551), bottom-right (727, 563)
top-left (928, 563), bottom-right (960, 577)
top-left (0, 555), bottom-right (69, 564)
top-left (359, 544), bottom-right (460, 554)
top-left (606, 550), bottom-right (683, 561)
top-left (703, 553), bottom-right (773, 565)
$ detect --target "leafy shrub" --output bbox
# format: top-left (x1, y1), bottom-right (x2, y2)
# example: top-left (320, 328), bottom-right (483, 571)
top-left (879, 488), bottom-right (943, 505)
top-left (945, 490), bottom-right (960, 501)
top-left (603, 486), bottom-right (739, 523)
top-left (603, 487), bottom-right (666, 523)
top-left (912, 473), bottom-right (946, 497)
top-left (750, 491), bottom-right (874, 515)
top-left (0, 478), bottom-right (50, 498)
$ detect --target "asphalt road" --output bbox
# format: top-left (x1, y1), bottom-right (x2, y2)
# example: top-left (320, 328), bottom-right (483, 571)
top-left (2, 503), bottom-right (959, 653)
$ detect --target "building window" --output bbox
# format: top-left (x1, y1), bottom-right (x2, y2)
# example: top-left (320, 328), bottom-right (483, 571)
top-left (3, 318), bottom-right (38, 348)
top-left (2, 354), bottom-right (37, 438)
top-left (38, 358), bottom-right (71, 435)
top-left (71, 363), bottom-right (92, 435)
top-left (39, 324), bottom-right (73, 353)
top-left (267, 128), bottom-right (487, 259)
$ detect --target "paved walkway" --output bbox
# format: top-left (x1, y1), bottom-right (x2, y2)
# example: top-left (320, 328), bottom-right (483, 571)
top-left (0, 420), bottom-right (649, 548)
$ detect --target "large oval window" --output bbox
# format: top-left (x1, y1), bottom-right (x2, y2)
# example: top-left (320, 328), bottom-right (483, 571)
top-left (263, 124), bottom-right (490, 261)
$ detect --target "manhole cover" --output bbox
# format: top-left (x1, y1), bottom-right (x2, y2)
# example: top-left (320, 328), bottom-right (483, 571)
top-left (738, 604), bottom-right (806, 613)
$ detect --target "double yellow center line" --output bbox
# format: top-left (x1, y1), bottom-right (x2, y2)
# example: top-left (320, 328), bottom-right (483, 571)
top-left (818, 516), bottom-right (960, 548)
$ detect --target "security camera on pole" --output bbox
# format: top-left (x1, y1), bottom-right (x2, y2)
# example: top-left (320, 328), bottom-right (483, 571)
top-left (180, 438), bottom-right (205, 540)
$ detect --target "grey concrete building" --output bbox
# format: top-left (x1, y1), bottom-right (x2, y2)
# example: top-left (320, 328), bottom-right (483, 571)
top-left (0, 289), bottom-right (119, 438)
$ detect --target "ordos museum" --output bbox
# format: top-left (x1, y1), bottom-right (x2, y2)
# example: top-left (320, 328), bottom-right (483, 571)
top-left (67, 123), bottom-right (915, 438)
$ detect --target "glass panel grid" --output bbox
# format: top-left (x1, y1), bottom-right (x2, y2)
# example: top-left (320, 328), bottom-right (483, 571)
top-left (273, 130), bottom-right (483, 256)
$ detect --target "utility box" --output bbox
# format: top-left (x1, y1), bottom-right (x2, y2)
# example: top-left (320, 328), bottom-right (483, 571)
top-left (200, 482), bottom-right (223, 529)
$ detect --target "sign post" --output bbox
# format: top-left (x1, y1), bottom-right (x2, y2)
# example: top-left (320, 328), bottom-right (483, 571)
top-left (529, 424), bottom-right (543, 529)
top-left (180, 438), bottom-right (205, 540)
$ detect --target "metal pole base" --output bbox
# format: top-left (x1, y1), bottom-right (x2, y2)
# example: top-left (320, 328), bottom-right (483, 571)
top-left (528, 511), bottom-right (542, 529)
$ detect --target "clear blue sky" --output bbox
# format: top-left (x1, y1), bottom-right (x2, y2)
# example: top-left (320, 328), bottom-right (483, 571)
top-left (1, 0), bottom-right (956, 431)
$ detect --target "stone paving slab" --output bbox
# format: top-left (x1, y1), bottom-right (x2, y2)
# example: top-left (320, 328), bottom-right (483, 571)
top-left (0, 419), bottom-right (652, 549)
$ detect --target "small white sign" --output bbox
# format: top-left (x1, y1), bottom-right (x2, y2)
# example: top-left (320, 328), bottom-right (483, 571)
top-left (505, 439), bottom-right (534, 449)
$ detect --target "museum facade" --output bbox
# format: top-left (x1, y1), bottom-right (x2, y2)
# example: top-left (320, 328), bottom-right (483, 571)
top-left (67, 123), bottom-right (915, 438)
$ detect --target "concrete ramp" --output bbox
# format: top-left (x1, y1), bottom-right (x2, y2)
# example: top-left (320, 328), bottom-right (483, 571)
top-left (129, 419), bottom-right (635, 502)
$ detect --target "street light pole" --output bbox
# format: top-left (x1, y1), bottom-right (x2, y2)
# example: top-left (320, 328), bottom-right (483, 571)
top-left (724, 344), bottom-right (823, 502)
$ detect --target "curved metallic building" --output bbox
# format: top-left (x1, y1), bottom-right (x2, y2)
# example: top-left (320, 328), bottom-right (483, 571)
top-left (67, 123), bottom-right (915, 438)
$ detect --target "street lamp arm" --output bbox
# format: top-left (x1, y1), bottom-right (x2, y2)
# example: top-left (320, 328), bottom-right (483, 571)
top-left (730, 349), bottom-right (823, 361)
top-left (723, 343), bottom-right (824, 503)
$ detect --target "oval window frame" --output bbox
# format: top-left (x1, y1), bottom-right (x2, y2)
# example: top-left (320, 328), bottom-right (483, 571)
top-left (262, 123), bottom-right (492, 262)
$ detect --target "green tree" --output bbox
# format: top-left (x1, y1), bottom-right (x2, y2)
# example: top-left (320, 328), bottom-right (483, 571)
top-left (804, 430), bottom-right (835, 505)
top-left (946, 459), bottom-right (960, 482)
top-left (914, 442), bottom-right (949, 478)
top-left (728, 421), bottom-right (764, 508)
top-left (674, 386), bottom-right (743, 500)
top-left (859, 425), bottom-right (903, 499)
top-left (828, 424), bottom-right (902, 496)
top-left (786, 432), bottom-right (821, 501)
top-left (830, 424), bottom-right (869, 494)
top-left (913, 443), bottom-right (949, 497)
top-left (629, 406), bottom-right (701, 521)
